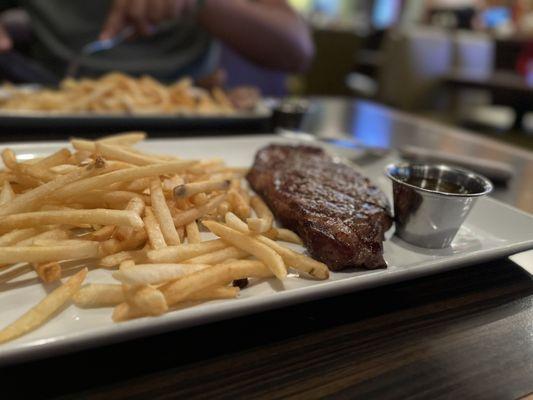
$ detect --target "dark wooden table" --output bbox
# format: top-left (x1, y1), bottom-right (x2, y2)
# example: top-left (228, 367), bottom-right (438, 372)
top-left (2, 98), bottom-right (533, 399)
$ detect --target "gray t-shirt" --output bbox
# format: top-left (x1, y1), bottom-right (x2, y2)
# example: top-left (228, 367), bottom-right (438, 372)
top-left (23, 0), bottom-right (219, 81)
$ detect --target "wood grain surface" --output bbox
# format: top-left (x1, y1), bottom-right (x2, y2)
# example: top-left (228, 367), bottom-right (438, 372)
top-left (1, 258), bottom-right (531, 399)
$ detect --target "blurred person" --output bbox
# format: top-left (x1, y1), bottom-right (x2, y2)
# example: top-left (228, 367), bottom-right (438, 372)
top-left (0, 0), bottom-right (314, 84)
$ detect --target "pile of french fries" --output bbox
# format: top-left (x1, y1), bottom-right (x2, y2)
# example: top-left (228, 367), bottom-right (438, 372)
top-left (0, 72), bottom-right (235, 115)
top-left (0, 132), bottom-right (329, 344)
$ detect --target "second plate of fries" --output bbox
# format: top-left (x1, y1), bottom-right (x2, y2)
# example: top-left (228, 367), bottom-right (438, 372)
top-left (1, 133), bottom-right (532, 365)
top-left (0, 73), bottom-right (270, 132)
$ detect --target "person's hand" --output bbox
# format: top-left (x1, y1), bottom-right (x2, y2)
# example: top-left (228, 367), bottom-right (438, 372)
top-left (0, 24), bottom-right (12, 52)
top-left (100, 0), bottom-right (196, 40)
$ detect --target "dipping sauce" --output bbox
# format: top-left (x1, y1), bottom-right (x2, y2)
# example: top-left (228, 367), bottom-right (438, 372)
top-left (402, 176), bottom-right (470, 194)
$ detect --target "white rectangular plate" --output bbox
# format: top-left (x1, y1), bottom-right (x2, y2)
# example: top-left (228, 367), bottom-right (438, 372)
top-left (1, 135), bottom-right (532, 366)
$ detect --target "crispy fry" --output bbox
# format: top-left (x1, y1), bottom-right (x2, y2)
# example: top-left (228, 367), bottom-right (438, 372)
top-left (0, 242), bottom-right (99, 263)
top-left (150, 178), bottom-right (180, 245)
top-left (96, 142), bottom-right (161, 166)
top-left (161, 260), bottom-right (271, 305)
top-left (0, 209), bottom-right (143, 234)
top-left (99, 249), bottom-right (148, 268)
top-left (143, 207), bottom-right (166, 250)
top-left (185, 220), bottom-right (201, 244)
top-left (114, 197), bottom-right (145, 241)
top-left (172, 194), bottom-right (227, 227)
top-left (0, 161), bottom-right (103, 217)
top-left (203, 221), bottom-right (286, 280)
top-left (51, 160), bottom-right (196, 200)
top-left (0, 228), bottom-right (39, 246)
top-left (112, 263), bottom-right (210, 285)
top-left (82, 225), bottom-right (116, 241)
top-left (126, 285), bottom-right (168, 316)
top-left (247, 195), bottom-right (274, 233)
top-left (146, 239), bottom-right (227, 263)
top-left (0, 181), bottom-right (15, 205)
top-left (173, 179), bottom-right (230, 198)
top-left (33, 261), bottom-right (62, 283)
top-left (99, 229), bottom-right (147, 257)
top-left (98, 131), bottom-right (147, 145)
top-left (0, 268), bottom-right (87, 344)
top-left (264, 228), bottom-right (303, 245)
top-left (225, 213), bottom-right (327, 279)
top-left (73, 284), bottom-right (124, 308)
top-left (119, 260), bottom-right (135, 269)
top-left (184, 246), bottom-right (248, 265)
top-left (191, 192), bottom-right (208, 206)
top-left (228, 189), bottom-right (250, 219)
top-left (256, 235), bottom-right (329, 280)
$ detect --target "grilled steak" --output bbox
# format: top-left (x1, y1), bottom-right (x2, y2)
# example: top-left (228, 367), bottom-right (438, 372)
top-left (246, 144), bottom-right (392, 270)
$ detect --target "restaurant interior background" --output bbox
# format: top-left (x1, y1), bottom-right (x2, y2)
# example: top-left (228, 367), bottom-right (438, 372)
top-left (264, 0), bottom-right (533, 150)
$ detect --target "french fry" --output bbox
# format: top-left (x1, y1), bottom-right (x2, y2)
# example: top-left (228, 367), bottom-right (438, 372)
top-left (0, 268), bottom-right (87, 344)
top-left (203, 221), bottom-right (286, 280)
top-left (185, 220), bottom-right (201, 244)
top-left (161, 260), bottom-right (271, 305)
top-left (112, 263), bottom-right (210, 285)
top-left (143, 207), bottom-right (166, 250)
top-left (1, 148), bottom-right (18, 170)
top-left (33, 261), bottom-right (62, 283)
top-left (228, 189), bottom-right (250, 219)
top-left (114, 197), bottom-right (145, 240)
top-left (184, 246), bottom-right (248, 265)
top-left (126, 285), bottom-right (168, 316)
top-left (225, 211), bottom-right (250, 233)
top-left (51, 160), bottom-right (196, 200)
top-left (99, 249), bottom-right (148, 268)
top-left (99, 229), bottom-right (147, 257)
top-left (150, 178), bottom-right (180, 245)
top-left (31, 148), bottom-right (71, 170)
top-left (191, 192), bottom-right (208, 206)
top-left (0, 181), bottom-right (15, 205)
top-left (73, 284), bottom-right (124, 308)
top-left (0, 242), bottom-right (99, 264)
top-left (162, 175), bottom-right (184, 192)
top-left (265, 228), bottom-right (303, 245)
top-left (173, 179), bottom-right (230, 198)
top-left (112, 302), bottom-right (147, 322)
top-left (82, 225), bottom-right (116, 241)
top-left (119, 260), bottom-right (135, 269)
top-left (146, 239), bottom-right (227, 263)
top-left (16, 228), bottom-right (70, 246)
top-left (0, 161), bottom-right (103, 217)
top-left (255, 235), bottom-right (329, 280)
top-left (98, 131), bottom-right (147, 145)
top-left (172, 194), bottom-right (227, 227)
top-left (246, 195), bottom-right (274, 233)
top-left (0, 209), bottom-right (144, 234)
top-left (224, 213), bottom-right (327, 279)
top-left (95, 142), bottom-right (161, 166)
top-left (0, 228), bottom-right (40, 246)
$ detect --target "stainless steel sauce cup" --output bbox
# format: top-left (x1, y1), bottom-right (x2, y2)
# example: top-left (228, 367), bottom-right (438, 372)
top-left (385, 163), bottom-right (493, 248)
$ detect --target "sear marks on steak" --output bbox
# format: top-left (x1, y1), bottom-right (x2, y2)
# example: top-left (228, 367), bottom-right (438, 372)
top-left (246, 144), bottom-right (392, 270)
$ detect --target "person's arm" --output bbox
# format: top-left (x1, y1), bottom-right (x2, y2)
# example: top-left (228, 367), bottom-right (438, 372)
top-left (0, 1), bottom-right (19, 51)
top-left (100, 0), bottom-right (314, 72)
top-left (197, 0), bottom-right (314, 72)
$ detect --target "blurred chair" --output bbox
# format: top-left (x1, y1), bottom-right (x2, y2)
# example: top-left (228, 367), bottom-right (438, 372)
top-left (452, 30), bottom-right (515, 132)
top-left (377, 27), bottom-right (453, 111)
